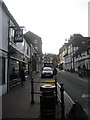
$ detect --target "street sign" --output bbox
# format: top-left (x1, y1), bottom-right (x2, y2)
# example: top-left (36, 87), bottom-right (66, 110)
top-left (14, 29), bottom-right (23, 42)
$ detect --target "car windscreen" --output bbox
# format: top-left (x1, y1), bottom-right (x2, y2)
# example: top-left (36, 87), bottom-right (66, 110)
top-left (43, 68), bottom-right (52, 71)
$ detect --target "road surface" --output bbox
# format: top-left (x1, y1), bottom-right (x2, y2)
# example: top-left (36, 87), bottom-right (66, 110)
top-left (57, 70), bottom-right (89, 115)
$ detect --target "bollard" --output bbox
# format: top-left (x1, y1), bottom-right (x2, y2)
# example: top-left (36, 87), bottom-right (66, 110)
top-left (55, 76), bottom-right (57, 103)
top-left (60, 83), bottom-right (65, 120)
top-left (31, 77), bottom-right (34, 104)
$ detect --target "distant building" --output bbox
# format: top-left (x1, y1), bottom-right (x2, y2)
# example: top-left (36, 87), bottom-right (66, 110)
top-left (42, 53), bottom-right (57, 68)
top-left (24, 31), bottom-right (42, 72)
top-left (59, 34), bottom-right (89, 72)
top-left (58, 43), bottom-right (68, 70)
top-left (74, 39), bottom-right (90, 75)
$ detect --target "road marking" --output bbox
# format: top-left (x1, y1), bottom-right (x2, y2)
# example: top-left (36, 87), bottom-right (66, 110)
top-left (45, 79), bottom-right (55, 86)
top-left (64, 91), bottom-right (75, 104)
top-left (57, 82), bottom-right (75, 105)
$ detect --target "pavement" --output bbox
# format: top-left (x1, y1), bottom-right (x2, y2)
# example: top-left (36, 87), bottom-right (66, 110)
top-left (2, 73), bottom-right (61, 120)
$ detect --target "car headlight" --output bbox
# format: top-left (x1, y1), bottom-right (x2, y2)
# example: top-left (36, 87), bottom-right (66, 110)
top-left (42, 71), bottom-right (44, 74)
top-left (51, 71), bottom-right (53, 74)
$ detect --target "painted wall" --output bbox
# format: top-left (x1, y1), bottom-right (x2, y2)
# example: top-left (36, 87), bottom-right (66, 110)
top-left (88, 2), bottom-right (90, 37)
top-left (2, 6), bottom-right (8, 51)
top-left (0, 3), bottom-right (8, 96)
top-left (0, 1), bottom-right (2, 49)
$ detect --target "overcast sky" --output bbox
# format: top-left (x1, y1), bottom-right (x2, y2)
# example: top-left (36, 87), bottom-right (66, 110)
top-left (3, 0), bottom-right (89, 54)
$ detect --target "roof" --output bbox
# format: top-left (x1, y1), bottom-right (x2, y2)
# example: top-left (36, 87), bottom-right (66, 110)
top-left (59, 43), bottom-right (68, 54)
top-left (2, 2), bottom-right (19, 28)
top-left (24, 31), bottom-right (41, 47)
top-left (68, 34), bottom-right (89, 47)
top-left (74, 39), bottom-right (90, 56)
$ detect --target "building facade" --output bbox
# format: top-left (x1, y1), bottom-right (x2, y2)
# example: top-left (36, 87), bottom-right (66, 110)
top-left (0, 1), bottom-right (11, 95)
top-left (58, 43), bottom-right (68, 70)
top-left (64, 34), bottom-right (88, 72)
top-left (0, 1), bottom-right (31, 95)
top-left (74, 39), bottom-right (90, 74)
top-left (24, 31), bottom-right (42, 73)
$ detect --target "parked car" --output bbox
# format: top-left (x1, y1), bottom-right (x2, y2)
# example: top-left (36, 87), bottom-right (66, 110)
top-left (41, 67), bottom-right (53, 78)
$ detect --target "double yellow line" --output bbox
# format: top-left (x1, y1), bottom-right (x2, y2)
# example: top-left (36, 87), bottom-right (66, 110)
top-left (45, 79), bottom-right (55, 86)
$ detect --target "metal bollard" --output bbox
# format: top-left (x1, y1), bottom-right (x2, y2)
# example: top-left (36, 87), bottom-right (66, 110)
top-left (60, 83), bottom-right (65, 120)
top-left (55, 76), bottom-right (57, 102)
top-left (31, 77), bottom-right (34, 104)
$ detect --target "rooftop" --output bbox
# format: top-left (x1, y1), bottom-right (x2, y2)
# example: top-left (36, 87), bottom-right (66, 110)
top-left (74, 39), bottom-right (90, 56)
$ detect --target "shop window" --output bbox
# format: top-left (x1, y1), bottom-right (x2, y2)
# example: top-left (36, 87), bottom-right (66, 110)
top-left (2, 58), bottom-right (5, 84)
top-left (88, 62), bottom-right (90, 69)
top-left (0, 57), bottom-right (5, 84)
top-left (25, 64), bottom-right (28, 76)
top-left (10, 59), bottom-right (19, 80)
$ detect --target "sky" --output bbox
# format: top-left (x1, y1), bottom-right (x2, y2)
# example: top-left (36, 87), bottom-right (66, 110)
top-left (3, 0), bottom-right (89, 54)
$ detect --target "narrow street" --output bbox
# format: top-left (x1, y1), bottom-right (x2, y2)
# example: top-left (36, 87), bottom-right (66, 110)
top-left (57, 69), bottom-right (89, 114)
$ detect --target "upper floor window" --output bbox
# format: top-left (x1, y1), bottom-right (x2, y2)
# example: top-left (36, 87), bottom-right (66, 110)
top-left (10, 28), bottom-right (14, 42)
top-left (27, 46), bottom-right (29, 56)
top-left (23, 41), bottom-right (25, 51)
top-left (81, 52), bottom-right (85, 56)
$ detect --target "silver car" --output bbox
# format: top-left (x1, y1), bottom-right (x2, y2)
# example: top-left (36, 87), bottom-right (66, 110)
top-left (41, 67), bottom-right (53, 78)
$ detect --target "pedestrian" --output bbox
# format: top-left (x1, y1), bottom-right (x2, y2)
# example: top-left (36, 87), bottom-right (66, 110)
top-left (20, 66), bottom-right (25, 85)
top-left (83, 65), bottom-right (87, 76)
top-left (78, 65), bottom-right (82, 77)
top-left (78, 65), bottom-right (80, 72)
top-left (53, 67), bottom-right (57, 75)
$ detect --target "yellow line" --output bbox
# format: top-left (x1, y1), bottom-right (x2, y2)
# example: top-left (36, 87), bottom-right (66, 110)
top-left (45, 79), bottom-right (55, 86)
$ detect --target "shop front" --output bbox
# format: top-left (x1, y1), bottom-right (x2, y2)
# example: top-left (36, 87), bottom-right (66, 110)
top-left (0, 49), bottom-right (8, 95)
top-left (9, 46), bottom-right (30, 88)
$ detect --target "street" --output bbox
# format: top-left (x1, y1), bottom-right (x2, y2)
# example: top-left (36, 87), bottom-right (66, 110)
top-left (57, 69), bottom-right (89, 114)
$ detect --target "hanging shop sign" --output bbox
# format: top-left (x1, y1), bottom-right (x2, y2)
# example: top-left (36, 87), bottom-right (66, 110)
top-left (14, 29), bottom-right (23, 42)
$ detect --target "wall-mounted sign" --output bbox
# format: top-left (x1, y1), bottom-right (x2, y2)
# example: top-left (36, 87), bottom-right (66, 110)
top-left (14, 29), bottom-right (23, 42)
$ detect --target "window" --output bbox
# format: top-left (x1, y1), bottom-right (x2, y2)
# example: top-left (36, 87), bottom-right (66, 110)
top-left (2, 58), bottom-right (5, 84)
top-left (10, 59), bottom-right (19, 80)
top-left (81, 52), bottom-right (85, 56)
top-left (0, 57), bottom-right (5, 84)
top-left (10, 28), bottom-right (15, 43)
top-left (88, 62), bottom-right (90, 69)
top-left (27, 46), bottom-right (29, 56)
top-left (24, 41), bottom-right (25, 51)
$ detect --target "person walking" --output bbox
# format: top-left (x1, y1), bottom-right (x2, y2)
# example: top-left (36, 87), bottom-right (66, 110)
top-left (53, 67), bottom-right (57, 76)
top-left (83, 64), bottom-right (87, 76)
top-left (20, 66), bottom-right (25, 85)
